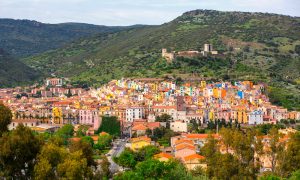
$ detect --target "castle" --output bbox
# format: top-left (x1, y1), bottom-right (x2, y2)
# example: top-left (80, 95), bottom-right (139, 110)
top-left (162, 44), bottom-right (218, 62)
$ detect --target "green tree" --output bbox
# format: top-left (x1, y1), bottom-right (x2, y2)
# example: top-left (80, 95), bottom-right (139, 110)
top-left (69, 140), bottom-right (95, 167)
top-left (81, 136), bottom-right (94, 146)
top-left (155, 114), bottom-right (172, 122)
top-left (95, 133), bottom-right (112, 150)
top-left (0, 124), bottom-right (43, 178)
top-left (54, 124), bottom-right (74, 145)
top-left (289, 169), bottom-right (300, 180)
top-left (114, 148), bottom-right (137, 169)
top-left (136, 145), bottom-right (160, 161)
top-left (276, 132), bottom-right (300, 177)
top-left (96, 116), bottom-right (120, 136)
top-left (34, 143), bottom-right (68, 179)
top-left (219, 127), bottom-right (233, 153)
top-left (57, 151), bottom-right (92, 180)
top-left (0, 103), bottom-right (12, 136)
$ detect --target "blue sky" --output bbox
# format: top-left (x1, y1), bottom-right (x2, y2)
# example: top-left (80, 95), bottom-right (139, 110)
top-left (0, 0), bottom-right (299, 26)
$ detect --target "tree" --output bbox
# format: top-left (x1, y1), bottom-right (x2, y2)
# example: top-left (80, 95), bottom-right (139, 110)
top-left (34, 143), bottom-right (68, 179)
top-left (115, 159), bottom-right (193, 180)
top-left (114, 148), bottom-right (137, 169)
top-left (136, 145), bottom-right (160, 161)
top-left (0, 103), bottom-right (12, 136)
top-left (188, 119), bottom-right (200, 133)
top-left (95, 133), bottom-right (112, 150)
top-left (81, 136), bottom-right (94, 146)
top-left (289, 169), bottom-right (300, 180)
top-left (69, 140), bottom-right (95, 167)
top-left (219, 127), bottom-right (233, 153)
top-left (34, 142), bottom-right (93, 180)
top-left (267, 127), bottom-right (282, 173)
top-left (295, 45), bottom-right (300, 54)
top-left (54, 124), bottom-right (74, 145)
top-left (155, 114), bottom-right (172, 122)
top-left (98, 155), bottom-right (110, 178)
top-left (276, 132), bottom-right (300, 177)
top-left (57, 151), bottom-right (92, 180)
top-left (0, 124), bottom-right (43, 178)
top-left (33, 157), bottom-right (53, 180)
top-left (77, 125), bottom-right (89, 137)
top-left (96, 116), bottom-right (120, 137)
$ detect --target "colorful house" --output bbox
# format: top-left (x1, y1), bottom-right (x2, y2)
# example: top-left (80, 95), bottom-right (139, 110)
top-left (130, 136), bottom-right (151, 151)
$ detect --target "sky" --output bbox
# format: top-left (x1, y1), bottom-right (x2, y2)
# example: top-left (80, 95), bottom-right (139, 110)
top-left (0, 0), bottom-right (299, 26)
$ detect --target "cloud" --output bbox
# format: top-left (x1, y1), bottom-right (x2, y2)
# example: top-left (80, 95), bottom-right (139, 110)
top-left (0, 0), bottom-right (298, 25)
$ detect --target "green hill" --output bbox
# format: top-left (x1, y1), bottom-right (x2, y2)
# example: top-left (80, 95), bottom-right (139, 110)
top-left (0, 49), bottom-right (40, 87)
top-left (23, 10), bottom-right (300, 110)
top-left (0, 19), bottom-right (138, 57)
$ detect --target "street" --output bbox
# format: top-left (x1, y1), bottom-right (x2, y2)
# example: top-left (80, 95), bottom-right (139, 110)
top-left (106, 139), bottom-right (127, 174)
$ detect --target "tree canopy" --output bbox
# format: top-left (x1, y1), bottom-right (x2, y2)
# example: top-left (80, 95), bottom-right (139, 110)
top-left (0, 103), bottom-right (12, 136)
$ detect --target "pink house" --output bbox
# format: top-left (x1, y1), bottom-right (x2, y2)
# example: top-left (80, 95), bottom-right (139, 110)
top-left (79, 109), bottom-right (100, 130)
top-left (174, 144), bottom-right (196, 160)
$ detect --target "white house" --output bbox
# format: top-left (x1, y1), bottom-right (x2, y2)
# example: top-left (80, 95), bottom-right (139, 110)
top-left (248, 110), bottom-right (263, 125)
top-left (126, 106), bottom-right (145, 122)
top-left (9, 119), bottom-right (40, 130)
top-left (170, 120), bottom-right (188, 132)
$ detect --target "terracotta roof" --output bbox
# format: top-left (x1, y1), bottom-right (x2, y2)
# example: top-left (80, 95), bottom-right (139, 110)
top-left (148, 122), bottom-right (160, 129)
top-left (175, 144), bottom-right (196, 151)
top-left (154, 152), bottom-right (173, 159)
top-left (184, 154), bottom-right (205, 161)
top-left (91, 136), bottom-right (99, 141)
top-left (174, 139), bottom-right (194, 146)
top-left (132, 124), bottom-right (148, 131)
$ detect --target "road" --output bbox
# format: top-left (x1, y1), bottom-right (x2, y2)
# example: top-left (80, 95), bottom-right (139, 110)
top-left (106, 139), bottom-right (127, 174)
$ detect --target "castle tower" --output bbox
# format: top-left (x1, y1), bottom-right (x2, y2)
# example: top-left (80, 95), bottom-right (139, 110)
top-left (204, 44), bottom-right (212, 52)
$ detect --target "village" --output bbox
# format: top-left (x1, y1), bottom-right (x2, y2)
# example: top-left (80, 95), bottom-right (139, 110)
top-left (0, 76), bottom-right (299, 174)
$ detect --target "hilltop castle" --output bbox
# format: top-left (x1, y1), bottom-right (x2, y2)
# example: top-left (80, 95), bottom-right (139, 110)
top-left (162, 44), bottom-right (218, 62)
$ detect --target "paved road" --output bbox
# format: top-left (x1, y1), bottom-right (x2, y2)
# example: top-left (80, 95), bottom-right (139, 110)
top-left (107, 139), bottom-right (127, 174)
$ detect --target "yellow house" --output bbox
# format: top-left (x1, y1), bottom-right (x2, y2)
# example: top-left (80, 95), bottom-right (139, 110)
top-left (232, 106), bottom-right (248, 123)
top-left (209, 110), bottom-right (215, 121)
top-left (200, 81), bottom-right (206, 88)
top-left (52, 107), bottom-right (63, 124)
top-left (130, 136), bottom-right (151, 151)
top-left (213, 88), bottom-right (219, 98)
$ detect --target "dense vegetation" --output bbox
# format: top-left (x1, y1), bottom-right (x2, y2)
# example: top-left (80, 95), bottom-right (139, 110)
top-left (0, 19), bottom-right (139, 57)
top-left (0, 49), bottom-right (40, 87)
top-left (96, 116), bottom-right (121, 137)
top-left (22, 10), bottom-right (300, 110)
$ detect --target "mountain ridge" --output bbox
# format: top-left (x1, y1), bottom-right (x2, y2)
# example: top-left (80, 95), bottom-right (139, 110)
top-left (0, 18), bottom-right (144, 57)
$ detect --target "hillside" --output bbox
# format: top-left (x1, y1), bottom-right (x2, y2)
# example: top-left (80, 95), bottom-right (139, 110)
top-left (0, 19), bottom-right (137, 57)
top-left (0, 49), bottom-right (39, 87)
top-left (23, 10), bottom-right (300, 110)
